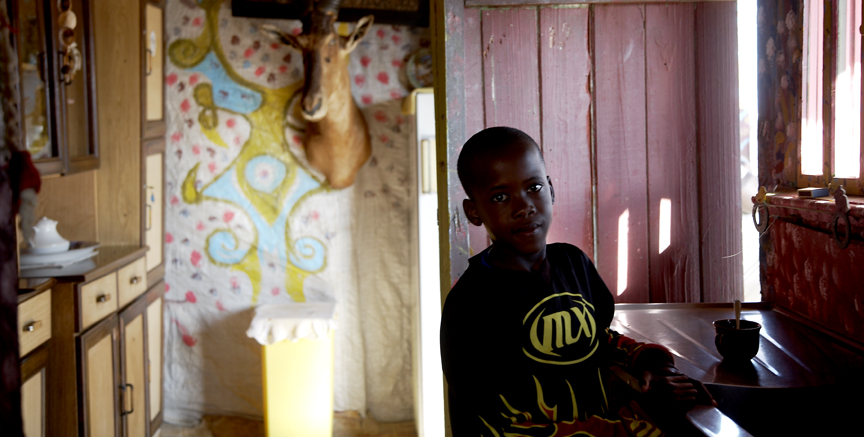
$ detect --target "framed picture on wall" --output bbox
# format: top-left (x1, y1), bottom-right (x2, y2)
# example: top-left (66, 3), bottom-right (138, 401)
top-left (232, 0), bottom-right (430, 28)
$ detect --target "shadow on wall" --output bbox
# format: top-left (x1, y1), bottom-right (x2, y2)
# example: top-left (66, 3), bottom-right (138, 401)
top-left (200, 308), bottom-right (262, 418)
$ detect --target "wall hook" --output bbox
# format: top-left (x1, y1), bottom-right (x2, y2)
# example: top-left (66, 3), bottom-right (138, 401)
top-left (752, 186), bottom-right (769, 235)
top-left (832, 186), bottom-right (851, 249)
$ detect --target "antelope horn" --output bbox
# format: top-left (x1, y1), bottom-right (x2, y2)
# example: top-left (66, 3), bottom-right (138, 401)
top-left (312, 0), bottom-right (343, 14)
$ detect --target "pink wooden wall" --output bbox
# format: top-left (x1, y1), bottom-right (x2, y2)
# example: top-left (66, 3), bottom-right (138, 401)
top-left (448, 2), bottom-right (741, 303)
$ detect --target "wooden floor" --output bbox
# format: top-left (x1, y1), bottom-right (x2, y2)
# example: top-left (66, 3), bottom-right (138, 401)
top-left (161, 412), bottom-right (417, 437)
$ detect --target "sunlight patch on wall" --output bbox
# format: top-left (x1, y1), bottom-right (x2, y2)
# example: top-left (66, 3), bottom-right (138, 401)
top-left (617, 209), bottom-right (629, 296)
top-left (659, 198), bottom-right (671, 254)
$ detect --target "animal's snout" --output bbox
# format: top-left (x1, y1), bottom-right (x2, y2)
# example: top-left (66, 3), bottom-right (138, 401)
top-left (303, 97), bottom-right (323, 116)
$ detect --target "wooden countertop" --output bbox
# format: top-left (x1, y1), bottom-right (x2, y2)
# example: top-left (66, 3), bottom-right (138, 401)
top-left (612, 303), bottom-right (864, 388)
top-left (614, 303), bottom-right (864, 436)
top-left (18, 278), bottom-right (56, 304)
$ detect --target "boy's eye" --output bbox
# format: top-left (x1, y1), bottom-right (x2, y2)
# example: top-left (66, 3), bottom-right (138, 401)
top-left (491, 193), bottom-right (508, 203)
top-left (528, 184), bottom-right (543, 192)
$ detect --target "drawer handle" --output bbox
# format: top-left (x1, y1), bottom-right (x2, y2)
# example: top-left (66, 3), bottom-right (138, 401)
top-left (23, 321), bottom-right (43, 333)
top-left (96, 294), bottom-right (111, 303)
top-left (130, 276), bottom-right (140, 285)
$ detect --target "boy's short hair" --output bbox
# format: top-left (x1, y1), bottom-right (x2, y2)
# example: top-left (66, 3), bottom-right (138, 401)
top-left (457, 127), bottom-right (544, 198)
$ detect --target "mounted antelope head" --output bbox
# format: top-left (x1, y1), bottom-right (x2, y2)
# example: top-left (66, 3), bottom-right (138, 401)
top-left (262, 1), bottom-right (374, 189)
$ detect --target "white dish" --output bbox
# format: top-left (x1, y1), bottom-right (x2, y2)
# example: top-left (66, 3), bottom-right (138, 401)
top-left (20, 258), bottom-right (98, 278)
top-left (21, 242), bottom-right (71, 255)
top-left (20, 250), bottom-right (99, 269)
top-left (19, 241), bottom-right (100, 266)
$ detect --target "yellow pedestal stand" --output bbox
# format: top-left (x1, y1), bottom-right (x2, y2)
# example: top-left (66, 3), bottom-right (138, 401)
top-left (249, 302), bottom-right (337, 437)
top-left (262, 330), bottom-right (334, 436)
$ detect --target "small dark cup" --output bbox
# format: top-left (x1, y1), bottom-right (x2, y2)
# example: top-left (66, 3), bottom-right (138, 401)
top-left (713, 319), bottom-right (762, 361)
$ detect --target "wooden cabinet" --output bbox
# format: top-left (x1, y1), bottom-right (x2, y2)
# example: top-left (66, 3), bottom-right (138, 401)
top-left (21, 345), bottom-right (49, 437)
top-left (118, 258), bottom-right (148, 309)
top-left (19, 282), bottom-right (53, 437)
top-left (78, 315), bottom-right (121, 437)
top-left (141, 0), bottom-right (165, 139)
top-left (45, 249), bottom-right (164, 437)
top-left (79, 272), bottom-right (118, 332)
top-left (145, 282), bottom-right (164, 434)
top-left (8, 0), bottom-right (99, 176)
top-left (74, 274), bottom-right (164, 437)
top-left (19, 289), bottom-right (51, 358)
top-left (141, 0), bottom-right (166, 294)
top-left (120, 296), bottom-right (148, 437)
top-left (143, 144), bottom-right (164, 286)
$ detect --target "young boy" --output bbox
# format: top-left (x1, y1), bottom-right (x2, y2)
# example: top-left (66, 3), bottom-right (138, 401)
top-left (440, 127), bottom-right (713, 436)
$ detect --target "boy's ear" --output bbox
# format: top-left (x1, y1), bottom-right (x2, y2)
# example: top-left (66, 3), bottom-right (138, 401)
top-left (463, 198), bottom-right (483, 227)
top-left (547, 176), bottom-right (555, 205)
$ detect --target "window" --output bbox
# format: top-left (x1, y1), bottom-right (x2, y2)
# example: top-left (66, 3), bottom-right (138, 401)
top-left (800, 0), bottom-right (863, 195)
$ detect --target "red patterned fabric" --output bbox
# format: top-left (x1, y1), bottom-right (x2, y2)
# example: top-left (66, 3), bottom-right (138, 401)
top-left (7, 149), bottom-right (40, 215)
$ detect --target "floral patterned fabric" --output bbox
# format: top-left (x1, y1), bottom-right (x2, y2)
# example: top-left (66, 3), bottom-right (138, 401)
top-left (163, 0), bottom-right (426, 423)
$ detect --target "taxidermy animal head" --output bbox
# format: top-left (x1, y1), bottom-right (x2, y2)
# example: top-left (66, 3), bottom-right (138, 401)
top-left (261, 0), bottom-right (374, 189)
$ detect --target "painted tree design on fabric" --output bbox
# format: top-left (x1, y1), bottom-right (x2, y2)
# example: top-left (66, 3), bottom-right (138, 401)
top-left (169, 0), bottom-right (326, 304)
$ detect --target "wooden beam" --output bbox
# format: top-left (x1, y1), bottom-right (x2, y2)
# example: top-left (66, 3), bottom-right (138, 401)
top-left (539, 6), bottom-right (593, 256)
top-left (646, 3), bottom-right (700, 303)
top-left (481, 7), bottom-right (542, 143)
top-left (696, 1), bottom-right (743, 303)
top-left (594, 3), bottom-right (650, 303)
top-left (433, 0), bottom-right (471, 302)
top-left (463, 7), bottom-right (490, 257)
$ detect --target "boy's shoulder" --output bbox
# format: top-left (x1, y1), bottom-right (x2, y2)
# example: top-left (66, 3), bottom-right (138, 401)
top-left (546, 242), bottom-right (590, 266)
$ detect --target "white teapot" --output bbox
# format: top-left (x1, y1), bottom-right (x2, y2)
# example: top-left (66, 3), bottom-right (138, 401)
top-left (28, 217), bottom-right (70, 253)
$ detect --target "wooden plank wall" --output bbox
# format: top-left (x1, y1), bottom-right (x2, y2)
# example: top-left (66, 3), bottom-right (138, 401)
top-left (594, 4), bottom-right (649, 303)
top-left (539, 7), bottom-right (593, 253)
top-left (696, 2), bottom-right (742, 303)
top-left (645, 4), bottom-right (700, 303)
top-left (463, 8), bottom-right (491, 257)
top-left (444, 2), bottom-right (742, 304)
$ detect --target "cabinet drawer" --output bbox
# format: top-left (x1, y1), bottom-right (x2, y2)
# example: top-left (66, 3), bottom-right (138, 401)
top-left (18, 290), bottom-right (51, 357)
top-left (80, 273), bottom-right (118, 331)
top-left (118, 258), bottom-right (148, 309)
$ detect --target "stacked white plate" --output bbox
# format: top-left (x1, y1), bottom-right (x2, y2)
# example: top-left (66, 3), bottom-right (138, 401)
top-left (20, 241), bottom-right (100, 270)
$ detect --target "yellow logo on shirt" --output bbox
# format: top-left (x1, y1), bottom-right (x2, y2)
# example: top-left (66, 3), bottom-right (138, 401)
top-left (523, 293), bottom-right (599, 365)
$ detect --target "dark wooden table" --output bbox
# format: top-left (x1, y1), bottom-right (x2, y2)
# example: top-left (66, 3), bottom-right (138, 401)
top-left (613, 303), bottom-right (864, 436)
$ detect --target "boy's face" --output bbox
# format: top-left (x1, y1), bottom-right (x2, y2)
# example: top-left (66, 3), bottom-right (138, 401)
top-left (463, 142), bottom-right (553, 258)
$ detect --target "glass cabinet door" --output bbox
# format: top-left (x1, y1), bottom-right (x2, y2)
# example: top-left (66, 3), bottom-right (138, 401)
top-left (54, 0), bottom-right (98, 173)
top-left (13, 0), bottom-right (63, 175)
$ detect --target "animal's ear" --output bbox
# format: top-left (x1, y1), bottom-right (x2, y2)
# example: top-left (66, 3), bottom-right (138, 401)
top-left (343, 15), bottom-right (374, 53)
top-left (260, 24), bottom-right (302, 50)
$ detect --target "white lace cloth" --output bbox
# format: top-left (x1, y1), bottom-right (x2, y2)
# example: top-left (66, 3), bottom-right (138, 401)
top-left (246, 302), bottom-right (337, 345)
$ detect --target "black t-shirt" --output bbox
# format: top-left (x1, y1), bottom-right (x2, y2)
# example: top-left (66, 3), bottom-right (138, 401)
top-left (440, 243), bottom-right (623, 435)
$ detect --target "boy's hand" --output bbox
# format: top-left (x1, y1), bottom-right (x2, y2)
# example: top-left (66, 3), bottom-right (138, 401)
top-left (641, 366), bottom-right (718, 410)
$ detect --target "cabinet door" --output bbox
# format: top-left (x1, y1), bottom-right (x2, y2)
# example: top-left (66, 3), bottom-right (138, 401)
top-left (144, 149), bottom-right (164, 284)
top-left (21, 345), bottom-right (49, 437)
top-left (120, 297), bottom-right (149, 437)
top-left (145, 283), bottom-right (164, 435)
top-left (9, 0), bottom-right (63, 175)
top-left (142, 0), bottom-right (166, 139)
top-left (78, 315), bottom-right (121, 437)
top-left (51, 0), bottom-right (99, 173)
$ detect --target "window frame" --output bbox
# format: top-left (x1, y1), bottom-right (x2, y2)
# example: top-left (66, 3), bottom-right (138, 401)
top-left (798, 0), bottom-right (864, 196)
